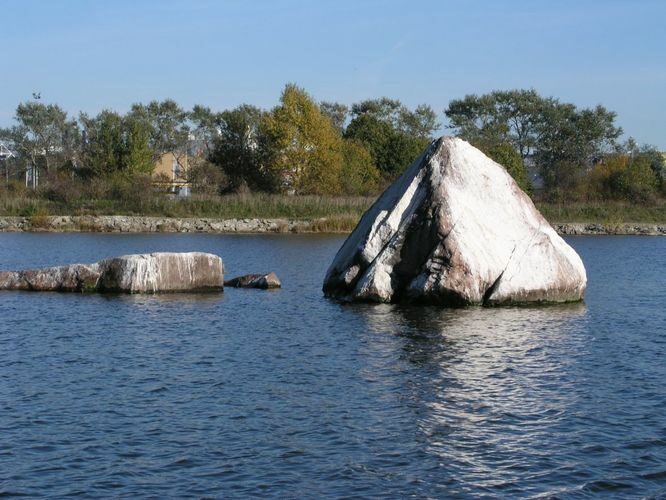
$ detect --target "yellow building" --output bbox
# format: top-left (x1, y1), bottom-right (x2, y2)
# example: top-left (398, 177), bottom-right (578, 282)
top-left (153, 152), bottom-right (190, 196)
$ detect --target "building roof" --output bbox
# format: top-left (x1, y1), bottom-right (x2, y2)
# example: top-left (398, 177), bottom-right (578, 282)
top-left (0, 141), bottom-right (15, 160)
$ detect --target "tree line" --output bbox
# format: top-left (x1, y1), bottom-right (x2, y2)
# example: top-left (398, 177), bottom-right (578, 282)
top-left (446, 89), bottom-right (664, 201)
top-left (1, 85), bottom-right (663, 203)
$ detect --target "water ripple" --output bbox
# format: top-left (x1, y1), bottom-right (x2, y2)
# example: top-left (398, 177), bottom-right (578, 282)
top-left (0, 234), bottom-right (664, 497)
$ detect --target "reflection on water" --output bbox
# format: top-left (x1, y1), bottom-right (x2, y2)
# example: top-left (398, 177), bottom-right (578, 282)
top-left (110, 291), bottom-right (225, 310)
top-left (351, 303), bottom-right (649, 496)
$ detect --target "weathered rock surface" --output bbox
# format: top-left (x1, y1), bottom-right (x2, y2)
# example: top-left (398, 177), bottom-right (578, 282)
top-left (224, 272), bottom-right (281, 289)
top-left (323, 136), bottom-right (587, 305)
top-left (0, 252), bottom-right (224, 293)
top-left (0, 264), bottom-right (101, 292)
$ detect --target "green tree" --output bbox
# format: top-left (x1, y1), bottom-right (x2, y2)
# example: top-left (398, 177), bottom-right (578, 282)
top-left (444, 93), bottom-right (509, 148)
top-left (537, 104), bottom-right (620, 167)
top-left (128, 99), bottom-right (189, 162)
top-left (260, 84), bottom-right (343, 194)
top-left (594, 142), bottom-right (661, 202)
top-left (350, 97), bottom-right (403, 126)
top-left (537, 104), bottom-right (621, 196)
top-left (79, 110), bottom-right (125, 177)
top-left (211, 104), bottom-right (267, 191)
top-left (351, 98), bottom-right (439, 138)
top-left (634, 144), bottom-right (665, 195)
top-left (0, 101), bottom-right (79, 180)
top-left (609, 155), bottom-right (659, 202)
top-left (344, 114), bottom-right (393, 168)
top-left (122, 116), bottom-right (154, 176)
top-left (340, 139), bottom-right (380, 195)
top-left (320, 101), bottom-right (348, 133)
top-left (189, 105), bottom-right (221, 158)
top-left (79, 110), bottom-right (154, 179)
top-left (188, 159), bottom-right (228, 195)
top-left (586, 154), bottom-right (627, 200)
top-left (345, 113), bottom-right (430, 177)
top-left (345, 98), bottom-right (437, 178)
top-left (445, 89), bottom-right (622, 199)
top-left (446, 89), bottom-right (551, 159)
top-left (187, 105), bottom-right (224, 192)
top-left (398, 104), bottom-right (440, 140)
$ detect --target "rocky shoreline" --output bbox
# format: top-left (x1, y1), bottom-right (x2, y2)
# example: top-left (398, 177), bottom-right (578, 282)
top-left (552, 222), bottom-right (666, 236)
top-left (0, 215), bottom-right (664, 236)
top-left (0, 215), bottom-right (319, 234)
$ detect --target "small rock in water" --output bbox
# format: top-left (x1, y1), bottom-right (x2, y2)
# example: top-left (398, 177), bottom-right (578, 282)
top-left (224, 272), bottom-right (281, 289)
top-left (323, 136), bottom-right (587, 306)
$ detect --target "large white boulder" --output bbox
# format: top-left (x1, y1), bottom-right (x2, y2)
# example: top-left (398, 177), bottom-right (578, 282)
top-left (323, 137), bottom-right (586, 305)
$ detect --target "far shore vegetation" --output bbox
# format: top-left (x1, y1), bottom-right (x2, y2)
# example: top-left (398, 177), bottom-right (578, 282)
top-left (1, 85), bottom-right (664, 226)
top-left (1, 191), bottom-right (664, 227)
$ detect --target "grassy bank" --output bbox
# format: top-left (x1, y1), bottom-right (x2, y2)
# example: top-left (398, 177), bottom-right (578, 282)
top-left (1, 191), bottom-right (664, 225)
top-left (0, 193), bottom-right (375, 219)
top-left (536, 200), bottom-right (666, 224)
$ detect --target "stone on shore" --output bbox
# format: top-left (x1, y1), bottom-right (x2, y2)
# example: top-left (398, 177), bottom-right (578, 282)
top-left (224, 272), bottom-right (281, 289)
top-left (0, 252), bottom-right (224, 293)
top-left (323, 136), bottom-right (587, 305)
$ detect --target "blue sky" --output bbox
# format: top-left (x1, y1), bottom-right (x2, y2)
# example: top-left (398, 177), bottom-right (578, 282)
top-left (2, 0), bottom-right (665, 148)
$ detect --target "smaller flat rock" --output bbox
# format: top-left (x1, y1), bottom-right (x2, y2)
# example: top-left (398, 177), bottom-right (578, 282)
top-left (97, 252), bottom-right (224, 293)
top-left (0, 252), bottom-right (224, 294)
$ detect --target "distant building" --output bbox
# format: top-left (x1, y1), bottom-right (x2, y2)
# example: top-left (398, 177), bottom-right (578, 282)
top-left (0, 142), bottom-right (14, 161)
top-left (153, 152), bottom-right (190, 197)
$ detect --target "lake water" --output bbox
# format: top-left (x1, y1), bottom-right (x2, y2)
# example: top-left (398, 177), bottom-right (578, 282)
top-left (0, 233), bottom-right (665, 498)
